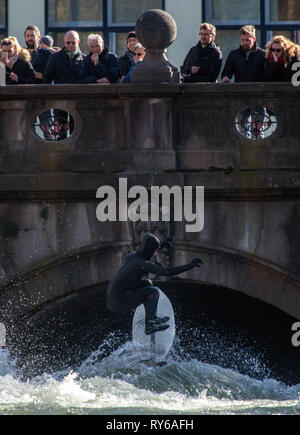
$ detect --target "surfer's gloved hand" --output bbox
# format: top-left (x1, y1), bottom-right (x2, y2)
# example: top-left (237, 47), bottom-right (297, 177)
top-left (160, 237), bottom-right (175, 250)
top-left (190, 258), bottom-right (203, 267)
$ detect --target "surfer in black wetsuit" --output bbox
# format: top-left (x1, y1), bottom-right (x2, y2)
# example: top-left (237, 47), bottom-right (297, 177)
top-left (106, 233), bottom-right (203, 335)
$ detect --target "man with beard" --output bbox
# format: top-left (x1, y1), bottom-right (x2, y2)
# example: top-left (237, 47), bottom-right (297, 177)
top-left (180, 23), bottom-right (222, 83)
top-left (221, 25), bottom-right (266, 82)
top-left (221, 26), bottom-right (266, 139)
top-left (24, 25), bottom-right (40, 62)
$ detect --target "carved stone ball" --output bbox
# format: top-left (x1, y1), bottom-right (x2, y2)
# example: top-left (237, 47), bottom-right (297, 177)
top-left (135, 9), bottom-right (177, 50)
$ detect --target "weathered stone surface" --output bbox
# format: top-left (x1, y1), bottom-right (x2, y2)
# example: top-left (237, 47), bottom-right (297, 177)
top-left (132, 9), bottom-right (179, 83)
top-left (135, 9), bottom-right (177, 49)
top-left (0, 83), bottom-right (299, 322)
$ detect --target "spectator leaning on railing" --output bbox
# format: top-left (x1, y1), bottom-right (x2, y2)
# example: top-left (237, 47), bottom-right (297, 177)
top-left (31, 35), bottom-right (60, 83)
top-left (118, 31), bottom-right (138, 81)
top-left (0, 36), bottom-right (35, 84)
top-left (180, 23), bottom-right (222, 83)
top-left (43, 30), bottom-right (85, 84)
top-left (80, 34), bottom-right (119, 84)
top-left (221, 25), bottom-right (265, 83)
top-left (264, 35), bottom-right (300, 82)
top-left (125, 43), bottom-right (146, 83)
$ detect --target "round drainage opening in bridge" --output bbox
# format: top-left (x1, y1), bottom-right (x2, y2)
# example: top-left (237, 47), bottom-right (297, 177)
top-left (32, 109), bottom-right (74, 141)
top-left (234, 106), bottom-right (277, 140)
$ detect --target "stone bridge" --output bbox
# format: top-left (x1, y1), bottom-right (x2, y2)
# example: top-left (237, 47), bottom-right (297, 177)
top-left (0, 82), bottom-right (299, 331)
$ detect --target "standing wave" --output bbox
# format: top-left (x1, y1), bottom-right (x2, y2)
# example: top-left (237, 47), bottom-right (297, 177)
top-left (0, 333), bottom-right (299, 415)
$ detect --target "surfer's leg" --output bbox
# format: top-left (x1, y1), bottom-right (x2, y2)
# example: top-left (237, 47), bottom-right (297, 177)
top-left (142, 286), bottom-right (170, 335)
top-left (123, 284), bottom-right (169, 334)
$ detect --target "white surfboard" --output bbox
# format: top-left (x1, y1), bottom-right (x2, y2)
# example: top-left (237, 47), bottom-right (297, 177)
top-left (132, 289), bottom-right (175, 363)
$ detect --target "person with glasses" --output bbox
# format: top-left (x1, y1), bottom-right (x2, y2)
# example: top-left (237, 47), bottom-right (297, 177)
top-left (125, 43), bottom-right (146, 83)
top-left (0, 36), bottom-right (35, 84)
top-left (43, 30), bottom-right (85, 84)
top-left (180, 23), bottom-right (222, 83)
top-left (264, 35), bottom-right (300, 82)
top-left (80, 34), bottom-right (119, 84)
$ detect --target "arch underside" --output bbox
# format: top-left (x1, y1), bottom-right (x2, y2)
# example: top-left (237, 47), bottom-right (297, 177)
top-left (0, 243), bottom-right (299, 323)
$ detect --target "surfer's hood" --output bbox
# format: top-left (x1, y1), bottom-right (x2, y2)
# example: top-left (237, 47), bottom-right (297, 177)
top-left (138, 233), bottom-right (161, 260)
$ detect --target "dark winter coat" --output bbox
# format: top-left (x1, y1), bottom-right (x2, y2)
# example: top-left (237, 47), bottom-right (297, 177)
top-left (32, 48), bottom-right (52, 74)
top-left (5, 55), bottom-right (35, 84)
top-left (264, 55), bottom-right (300, 82)
top-left (221, 44), bottom-right (266, 82)
top-left (180, 41), bottom-right (222, 82)
top-left (118, 50), bottom-right (134, 78)
top-left (80, 46), bottom-right (119, 83)
top-left (43, 47), bottom-right (85, 84)
top-left (31, 48), bottom-right (53, 83)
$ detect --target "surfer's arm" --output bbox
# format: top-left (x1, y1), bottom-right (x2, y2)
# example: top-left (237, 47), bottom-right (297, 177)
top-left (142, 258), bottom-right (202, 276)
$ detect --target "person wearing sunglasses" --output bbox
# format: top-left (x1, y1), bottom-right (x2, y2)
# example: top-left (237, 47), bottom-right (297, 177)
top-left (125, 43), bottom-right (146, 83)
top-left (264, 35), bottom-right (300, 82)
top-left (43, 30), bottom-right (85, 84)
top-left (0, 36), bottom-right (35, 84)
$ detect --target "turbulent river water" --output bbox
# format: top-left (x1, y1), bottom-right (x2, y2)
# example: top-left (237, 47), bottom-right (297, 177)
top-left (0, 330), bottom-right (300, 415)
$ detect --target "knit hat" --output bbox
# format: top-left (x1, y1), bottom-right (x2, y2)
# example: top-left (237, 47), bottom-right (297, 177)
top-left (40, 35), bottom-right (54, 48)
top-left (127, 31), bottom-right (136, 41)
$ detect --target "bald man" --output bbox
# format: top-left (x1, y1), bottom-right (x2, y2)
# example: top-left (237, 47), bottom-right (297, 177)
top-left (43, 30), bottom-right (85, 84)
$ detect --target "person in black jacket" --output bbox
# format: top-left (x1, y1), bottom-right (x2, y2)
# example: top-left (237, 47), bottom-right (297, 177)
top-left (24, 24), bottom-right (40, 64)
top-left (222, 25), bottom-right (265, 83)
top-left (118, 31), bottom-right (138, 80)
top-left (80, 34), bottom-right (119, 84)
top-left (43, 30), bottom-right (85, 84)
top-left (0, 36), bottom-right (35, 84)
top-left (107, 233), bottom-right (203, 335)
top-left (264, 35), bottom-right (300, 82)
top-left (31, 35), bottom-right (59, 83)
top-left (181, 23), bottom-right (222, 83)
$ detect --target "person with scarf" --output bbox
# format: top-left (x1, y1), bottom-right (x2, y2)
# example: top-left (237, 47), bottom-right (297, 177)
top-left (43, 30), bottom-right (85, 84)
top-left (0, 37), bottom-right (35, 84)
top-left (264, 35), bottom-right (300, 82)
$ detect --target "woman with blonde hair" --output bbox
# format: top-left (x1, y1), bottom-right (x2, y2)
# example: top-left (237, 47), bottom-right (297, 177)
top-left (264, 35), bottom-right (300, 82)
top-left (0, 36), bottom-right (35, 84)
